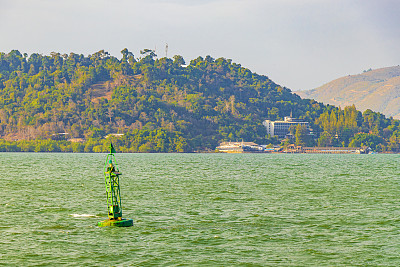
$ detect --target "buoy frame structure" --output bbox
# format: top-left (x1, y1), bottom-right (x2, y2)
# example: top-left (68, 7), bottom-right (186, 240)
top-left (98, 143), bottom-right (133, 227)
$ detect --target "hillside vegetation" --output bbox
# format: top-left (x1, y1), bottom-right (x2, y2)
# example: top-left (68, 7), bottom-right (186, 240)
top-left (1, 49), bottom-right (400, 152)
top-left (296, 66), bottom-right (400, 119)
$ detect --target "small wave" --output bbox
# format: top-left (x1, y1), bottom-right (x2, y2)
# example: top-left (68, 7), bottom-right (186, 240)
top-left (69, 214), bottom-right (97, 218)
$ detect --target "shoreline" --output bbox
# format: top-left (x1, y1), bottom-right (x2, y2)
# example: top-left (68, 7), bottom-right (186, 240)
top-left (0, 151), bottom-right (397, 154)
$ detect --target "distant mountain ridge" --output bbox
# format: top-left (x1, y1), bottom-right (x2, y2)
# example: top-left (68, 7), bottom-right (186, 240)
top-left (296, 66), bottom-right (400, 119)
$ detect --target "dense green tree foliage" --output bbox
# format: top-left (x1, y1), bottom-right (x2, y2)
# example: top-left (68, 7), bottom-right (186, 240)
top-left (295, 124), bottom-right (314, 147)
top-left (313, 105), bottom-right (400, 151)
top-left (348, 133), bottom-right (385, 151)
top-left (0, 49), bottom-right (400, 152)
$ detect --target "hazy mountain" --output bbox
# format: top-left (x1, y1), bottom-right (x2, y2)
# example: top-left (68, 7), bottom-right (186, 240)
top-left (296, 66), bottom-right (400, 119)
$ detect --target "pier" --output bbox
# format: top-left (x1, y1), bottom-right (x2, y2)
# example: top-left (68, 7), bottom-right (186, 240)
top-left (283, 145), bottom-right (370, 154)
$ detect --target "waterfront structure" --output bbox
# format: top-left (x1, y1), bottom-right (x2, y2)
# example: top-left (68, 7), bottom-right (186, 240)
top-left (216, 141), bottom-right (265, 153)
top-left (283, 145), bottom-right (370, 154)
top-left (263, 116), bottom-right (309, 138)
top-left (302, 146), bottom-right (370, 154)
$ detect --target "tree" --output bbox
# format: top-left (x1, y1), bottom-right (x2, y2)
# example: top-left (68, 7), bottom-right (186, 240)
top-left (295, 124), bottom-right (310, 146)
top-left (173, 55), bottom-right (185, 66)
top-left (349, 133), bottom-right (385, 151)
top-left (318, 131), bottom-right (332, 147)
top-left (121, 48), bottom-right (135, 64)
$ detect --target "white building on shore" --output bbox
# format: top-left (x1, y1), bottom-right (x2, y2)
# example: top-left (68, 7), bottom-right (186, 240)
top-left (263, 116), bottom-right (309, 138)
top-left (216, 141), bottom-right (264, 153)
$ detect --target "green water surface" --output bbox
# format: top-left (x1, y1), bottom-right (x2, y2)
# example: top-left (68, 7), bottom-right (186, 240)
top-left (0, 153), bottom-right (399, 266)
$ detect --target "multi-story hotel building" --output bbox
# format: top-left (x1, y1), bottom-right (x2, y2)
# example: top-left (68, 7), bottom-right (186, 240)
top-left (263, 116), bottom-right (309, 138)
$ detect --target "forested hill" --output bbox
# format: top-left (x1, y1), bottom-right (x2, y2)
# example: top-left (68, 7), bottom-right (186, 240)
top-left (0, 49), bottom-right (400, 152)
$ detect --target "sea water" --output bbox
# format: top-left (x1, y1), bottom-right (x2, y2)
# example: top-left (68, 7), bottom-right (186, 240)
top-left (0, 153), bottom-right (399, 266)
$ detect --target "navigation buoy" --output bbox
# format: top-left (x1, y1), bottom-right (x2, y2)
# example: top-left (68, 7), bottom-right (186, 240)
top-left (98, 143), bottom-right (133, 227)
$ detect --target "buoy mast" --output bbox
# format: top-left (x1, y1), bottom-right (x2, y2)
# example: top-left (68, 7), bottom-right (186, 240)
top-left (98, 143), bottom-right (133, 227)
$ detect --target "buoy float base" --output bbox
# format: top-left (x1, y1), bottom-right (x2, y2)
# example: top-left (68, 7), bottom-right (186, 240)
top-left (98, 218), bottom-right (134, 227)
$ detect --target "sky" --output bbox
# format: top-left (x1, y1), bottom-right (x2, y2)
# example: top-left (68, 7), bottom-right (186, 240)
top-left (0, 0), bottom-right (399, 90)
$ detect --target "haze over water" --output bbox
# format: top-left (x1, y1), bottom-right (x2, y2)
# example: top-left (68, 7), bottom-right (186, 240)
top-left (1, 153), bottom-right (399, 265)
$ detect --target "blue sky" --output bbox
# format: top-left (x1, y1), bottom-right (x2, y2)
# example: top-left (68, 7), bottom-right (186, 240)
top-left (1, 0), bottom-right (399, 90)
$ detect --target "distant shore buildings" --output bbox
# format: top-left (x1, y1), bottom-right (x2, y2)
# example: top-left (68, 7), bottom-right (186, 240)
top-left (215, 142), bottom-right (370, 154)
top-left (283, 144), bottom-right (370, 154)
top-left (263, 116), bottom-right (309, 138)
top-left (216, 115), bottom-right (372, 154)
top-left (216, 142), bottom-right (269, 153)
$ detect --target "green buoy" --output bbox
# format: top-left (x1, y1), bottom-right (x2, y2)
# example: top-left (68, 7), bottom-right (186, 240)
top-left (98, 143), bottom-right (133, 227)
